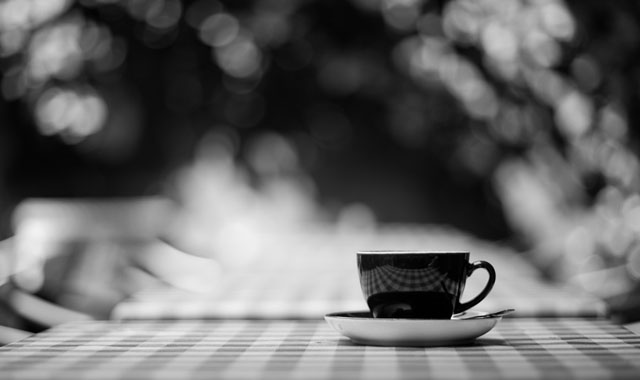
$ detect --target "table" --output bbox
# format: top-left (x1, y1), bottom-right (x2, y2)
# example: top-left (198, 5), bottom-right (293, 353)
top-left (2, 319), bottom-right (639, 379)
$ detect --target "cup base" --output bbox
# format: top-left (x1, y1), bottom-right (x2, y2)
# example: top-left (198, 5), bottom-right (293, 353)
top-left (368, 291), bottom-right (454, 319)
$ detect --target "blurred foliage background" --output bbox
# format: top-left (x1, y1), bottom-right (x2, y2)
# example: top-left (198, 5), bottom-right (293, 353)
top-left (2, 0), bottom-right (640, 318)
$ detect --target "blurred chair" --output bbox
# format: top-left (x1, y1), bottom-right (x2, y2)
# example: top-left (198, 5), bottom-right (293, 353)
top-left (1, 238), bottom-right (33, 345)
top-left (1, 265), bottom-right (91, 345)
top-left (0, 196), bottom-right (219, 345)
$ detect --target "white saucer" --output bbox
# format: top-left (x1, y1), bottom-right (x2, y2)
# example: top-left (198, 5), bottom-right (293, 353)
top-left (324, 310), bottom-right (502, 347)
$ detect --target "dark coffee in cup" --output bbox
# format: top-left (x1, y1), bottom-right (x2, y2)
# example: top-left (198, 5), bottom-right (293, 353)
top-left (357, 251), bottom-right (495, 319)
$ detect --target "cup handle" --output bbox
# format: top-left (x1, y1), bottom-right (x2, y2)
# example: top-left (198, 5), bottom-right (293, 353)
top-left (454, 260), bottom-right (496, 314)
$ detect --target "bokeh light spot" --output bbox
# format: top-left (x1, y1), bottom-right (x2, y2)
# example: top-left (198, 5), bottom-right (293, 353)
top-left (35, 86), bottom-right (108, 143)
top-left (214, 34), bottom-right (262, 79)
top-left (555, 91), bottom-right (593, 139)
top-left (539, 1), bottom-right (575, 41)
top-left (199, 13), bottom-right (239, 48)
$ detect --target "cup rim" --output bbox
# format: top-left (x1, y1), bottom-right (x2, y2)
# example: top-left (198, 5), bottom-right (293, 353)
top-left (357, 250), bottom-right (469, 255)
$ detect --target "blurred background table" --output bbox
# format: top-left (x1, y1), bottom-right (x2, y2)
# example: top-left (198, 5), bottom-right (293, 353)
top-left (112, 224), bottom-right (606, 321)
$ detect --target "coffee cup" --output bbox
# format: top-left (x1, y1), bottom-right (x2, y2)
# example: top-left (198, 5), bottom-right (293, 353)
top-left (357, 250), bottom-right (495, 319)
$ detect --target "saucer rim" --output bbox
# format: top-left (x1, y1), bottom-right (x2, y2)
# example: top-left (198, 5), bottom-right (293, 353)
top-left (324, 309), bottom-right (500, 321)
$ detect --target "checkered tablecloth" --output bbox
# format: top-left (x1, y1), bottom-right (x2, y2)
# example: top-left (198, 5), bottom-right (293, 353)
top-left (1, 318), bottom-right (639, 379)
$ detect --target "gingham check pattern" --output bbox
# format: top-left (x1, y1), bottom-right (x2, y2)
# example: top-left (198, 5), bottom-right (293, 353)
top-left (1, 318), bottom-right (639, 379)
top-left (360, 265), bottom-right (460, 295)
